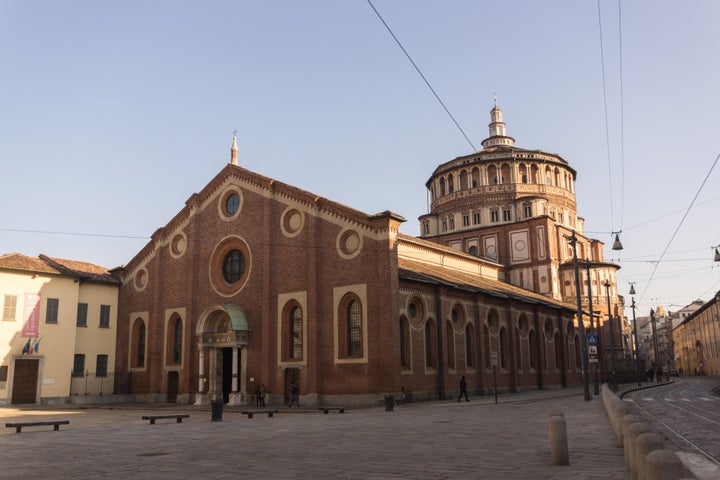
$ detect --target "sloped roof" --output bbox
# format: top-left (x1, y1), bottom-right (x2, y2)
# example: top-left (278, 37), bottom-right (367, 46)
top-left (398, 256), bottom-right (575, 313)
top-left (0, 252), bottom-right (120, 285)
top-left (40, 255), bottom-right (120, 285)
top-left (0, 253), bottom-right (58, 274)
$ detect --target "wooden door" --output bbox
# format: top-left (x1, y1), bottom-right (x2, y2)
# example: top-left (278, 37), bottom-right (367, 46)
top-left (12, 359), bottom-right (39, 404)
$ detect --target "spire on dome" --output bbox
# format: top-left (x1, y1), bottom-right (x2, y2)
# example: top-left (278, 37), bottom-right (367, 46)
top-left (230, 130), bottom-right (238, 165)
top-left (481, 101), bottom-right (515, 149)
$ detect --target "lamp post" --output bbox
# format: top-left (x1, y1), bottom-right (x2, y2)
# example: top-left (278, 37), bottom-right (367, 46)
top-left (604, 280), bottom-right (617, 390)
top-left (629, 283), bottom-right (641, 386)
top-left (568, 230), bottom-right (591, 401)
top-left (585, 260), bottom-right (599, 395)
top-left (650, 308), bottom-right (659, 374)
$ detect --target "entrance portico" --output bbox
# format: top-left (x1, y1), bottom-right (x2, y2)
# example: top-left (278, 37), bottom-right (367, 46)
top-left (194, 304), bottom-right (250, 406)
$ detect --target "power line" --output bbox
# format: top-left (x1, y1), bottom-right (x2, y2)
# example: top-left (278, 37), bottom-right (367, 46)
top-left (365, 0), bottom-right (477, 152)
top-left (638, 153), bottom-right (720, 303)
top-left (596, 0), bottom-right (616, 233)
top-left (617, 0), bottom-right (626, 232)
top-left (0, 228), bottom-right (149, 240)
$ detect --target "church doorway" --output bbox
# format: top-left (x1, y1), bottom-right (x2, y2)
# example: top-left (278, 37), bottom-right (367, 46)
top-left (167, 371), bottom-right (179, 403)
top-left (284, 367), bottom-right (300, 406)
top-left (222, 347), bottom-right (233, 403)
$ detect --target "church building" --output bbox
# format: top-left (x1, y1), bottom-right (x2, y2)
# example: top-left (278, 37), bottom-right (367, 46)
top-left (114, 106), bottom-right (618, 406)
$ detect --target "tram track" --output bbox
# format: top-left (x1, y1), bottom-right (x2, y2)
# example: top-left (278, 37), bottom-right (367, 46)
top-left (624, 381), bottom-right (720, 468)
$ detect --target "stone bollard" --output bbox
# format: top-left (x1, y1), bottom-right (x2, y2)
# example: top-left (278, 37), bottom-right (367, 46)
top-left (625, 422), bottom-right (652, 475)
top-left (549, 414), bottom-right (569, 466)
top-left (612, 403), bottom-right (631, 446)
top-left (643, 449), bottom-right (684, 480)
top-left (548, 409), bottom-right (565, 419)
top-left (634, 433), bottom-right (665, 480)
top-left (621, 414), bottom-right (644, 467)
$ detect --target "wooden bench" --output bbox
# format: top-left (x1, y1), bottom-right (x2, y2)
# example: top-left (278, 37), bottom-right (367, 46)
top-left (141, 414), bottom-right (190, 425)
top-left (318, 407), bottom-right (345, 414)
top-left (5, 420), bottom-right (69, 433)
top-left (240, 409), bottom-right (278, 419)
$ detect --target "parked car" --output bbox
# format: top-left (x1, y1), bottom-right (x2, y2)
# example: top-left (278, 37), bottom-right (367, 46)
top-left (670, 369), bottom-right (679, 377)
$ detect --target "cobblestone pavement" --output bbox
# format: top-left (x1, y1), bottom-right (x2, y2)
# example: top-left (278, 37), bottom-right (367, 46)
top-left (623, 376), bottom-right (720, 480)
top-left (0, 387), bottom-right (630, 480)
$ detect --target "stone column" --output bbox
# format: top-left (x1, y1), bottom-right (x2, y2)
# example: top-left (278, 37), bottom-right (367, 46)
top-left (227, 345), bottom-right (242, 406)
top-left (194, 344), bottom-right (209, 405)
top-left (240, 347), bottom-right (248, 399)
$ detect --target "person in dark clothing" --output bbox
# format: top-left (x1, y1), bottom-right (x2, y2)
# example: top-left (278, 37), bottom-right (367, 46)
top-left (457, 375), bottom-right (469, 402)
top-left (254, 385), bottom-right (261, 406)
top-left (289, 382), bottom-right (300, 408)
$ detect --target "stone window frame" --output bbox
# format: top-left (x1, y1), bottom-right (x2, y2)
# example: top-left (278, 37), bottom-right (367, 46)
top-left (277, 292), bottom-right (308, 367)
top-left (333, 284), bottom-right (368, 364)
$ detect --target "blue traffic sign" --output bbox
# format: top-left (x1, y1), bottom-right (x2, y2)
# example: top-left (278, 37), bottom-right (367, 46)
top-left (587, 334), bottom-right (598, 346)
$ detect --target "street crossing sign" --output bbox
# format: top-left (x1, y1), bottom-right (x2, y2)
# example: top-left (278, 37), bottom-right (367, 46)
top-left (587, 334), bottom-right (598, 346)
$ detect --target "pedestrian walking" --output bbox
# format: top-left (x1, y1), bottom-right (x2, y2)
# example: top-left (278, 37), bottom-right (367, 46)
top-left (289, 381), bottom-right (300, 408)
top-left (458, 375), bottom-right (469, 402)
top-left (259, 384), bottom-right (266, 406)
top-left (254, 385), bottom-right (261, 406)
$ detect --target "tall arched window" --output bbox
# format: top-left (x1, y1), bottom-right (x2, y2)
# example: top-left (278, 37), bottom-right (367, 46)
top-left (499, 327), bottom-right (508, 368)
top-left (425, 319), bottom-right (437, 368)
top-left (400, 316), bottom-right (411, 369)
top-left (347, 300), bottom-right (362, 357)
top-left (465, 323), bottom-right (476, 369)
top-left (166, 315), bottom-right (182, 365)
top-left (290, 306), bottom-right (303, 360)
top-left (132, 318), bottom-right (146, 368)
top-left (554, 332), bottom-right (562, 370)
top-left (529, 330), bottom-right (537, 369)
top-left (447, 322), bottom-right (456, 370)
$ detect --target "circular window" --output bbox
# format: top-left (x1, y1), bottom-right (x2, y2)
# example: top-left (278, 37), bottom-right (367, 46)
top-left (280, 207), bottom-right (305, 238)
top-left (170, 232), bottom-right (187, 258)
top-left (337, 229), bottom-right (362, 259)
top-left (218, 186), bottom-right (243, 220)
top-left (514, 240), bottom-right (526, 250)
top-left (226, 194), bottom-right (240, 215)
top-left (134, 268), bottom-right (148, 291)
top-left (222, 249), bottom-right (245, 284)
top-left (408, 302), bottom-right (417, 319)
top-left (209, 236), bottom-right (251, 297)
top-left (486, 245), bottom-right (497, 256)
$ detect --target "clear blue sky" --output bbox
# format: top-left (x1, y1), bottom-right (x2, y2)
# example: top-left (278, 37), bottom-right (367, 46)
top-left (1, 1), bottom-right (719, 318)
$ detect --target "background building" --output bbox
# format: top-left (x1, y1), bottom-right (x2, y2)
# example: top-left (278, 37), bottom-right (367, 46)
top-left (673, 292), bottom-right (720, 376)
top-left (0, 253), bottom-right (119, 405)
top-left (419, 104), bottom-right (627, 382)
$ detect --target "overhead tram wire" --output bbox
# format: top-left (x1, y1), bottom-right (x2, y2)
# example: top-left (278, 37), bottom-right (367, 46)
top-left (637, 153), bottom-right (720, 303)
top-left (365, 0), bottom-right (477, 152)
top-left (0, 228), bottom-right (149, 240)
top-left (596, 0), bottom-right (616, 236)
top-left (617, 0), bottom-right (626, 232)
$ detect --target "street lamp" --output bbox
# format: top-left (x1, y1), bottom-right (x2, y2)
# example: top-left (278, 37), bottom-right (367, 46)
top-left (628, 283), bottom-right (641, 386)
top-left (585, 260), bottom-right (599, 395)
top-left (650, 308), bottom-right (659, 374)
top-left (568, 230), bottom-right (591, 401)
top-left (604, 280), bottom-right (617, 390)
top-left (611, 232), bottom-right (624, 251)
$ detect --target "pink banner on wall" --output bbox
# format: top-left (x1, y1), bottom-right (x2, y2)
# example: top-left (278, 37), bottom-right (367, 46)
top-left (22, 293), bottom-right (41, 338)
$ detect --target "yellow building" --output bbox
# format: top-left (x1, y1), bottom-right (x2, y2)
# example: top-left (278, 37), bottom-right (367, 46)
top-left (673, 291), bottom-right (720, 376)
top-left (0, 253), bottom-right (120, 405)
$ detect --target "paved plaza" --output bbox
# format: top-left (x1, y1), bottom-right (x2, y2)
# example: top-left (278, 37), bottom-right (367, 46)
top-left (1, 387), bottom-right (630, 479)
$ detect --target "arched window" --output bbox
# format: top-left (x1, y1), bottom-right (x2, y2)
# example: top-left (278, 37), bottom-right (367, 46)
top-left (483, 324), bottom-right (491, 369)
top-left (132, 318), bottom-right (146, 368)
top-left (471, 167), bottom-right (481, 187)
top-left (447, 322), bottom-right (455, 370)
top-left (166, 314), bottom-right (183, 365)
top-left (425, 319), bottom-right (437, 368)
top-left (448, 174), bottom-right (455, 193)
top-left (400, 316), bottom-right (411, 369)
top-left (554, 332), bottom-right (562, 370)
top-left (488, 165), bottom-right (498, 184)
top-left (465, 323), bottom-right (476, 369)
top-left (459, 170), bottom-right (469, 190)
top-left (529, 330), bottom-right (537, 369)
top-left (439, 177), bottom-right (446, 196)
top-left (499, 327), bottom-right (508, 368)
top-left (347, 300), bottom-right (362, 357)
top-left (290, 306), bottom-right (303, 360)
top-left (500, 163), bottom-right (511, 184)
